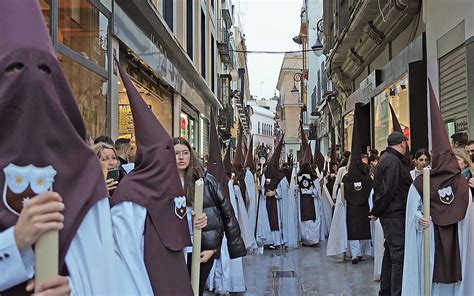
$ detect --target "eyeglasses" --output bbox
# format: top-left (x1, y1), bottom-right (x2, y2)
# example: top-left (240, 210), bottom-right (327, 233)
top-left (175, 150), bottom-right (190, 157)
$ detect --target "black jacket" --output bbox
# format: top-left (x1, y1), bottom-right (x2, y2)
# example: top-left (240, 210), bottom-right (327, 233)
top-left (201, 172), bottom-right (246, 259)
top-left (371, 147), bottom-right (412, 218)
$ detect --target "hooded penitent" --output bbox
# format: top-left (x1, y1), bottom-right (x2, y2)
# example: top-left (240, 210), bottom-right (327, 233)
top-left (0, 1), bottom-right (108, 292)
top-left (298, 146), bottom-right (317, 221)
top-left (299, 121), bottom-right (311, 166)
top-left (111, 58), bottom-right (192, 295)
top-left (244, 136), bottom-right (256, 174)
top-left (223, 146), bottom-right (232, 179)
top-left (325, 131), bottom-right (339, 195)
top-left (342, 103), bottom-right (373, 241)
top-left (206, 109), bottom-right (229, 192)
top-left (232, 126), bottom-right (247, 204)
top-left (313, 137), bottom-right (326, 174)
top-left (264, 136), bottom-right (285, 231)
top-left (389, 102), bottom-right (412, 168)
top-left (413, 81), bottom-right (469, 284)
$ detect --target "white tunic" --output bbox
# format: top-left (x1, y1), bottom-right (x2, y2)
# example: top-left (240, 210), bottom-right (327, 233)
top-left (327, 170), bottom-right (348, 257)
top-left (402, 185), bottom-right (474, 296)
top-left (369, 190), bottom-right (385, 281)
top-left (320, 180), bottom-right (334, 239)
top-left (244, 169), bottom-right (258, 244)
top-left (111, 201), bottom-right (154, 295)
top-left (232, 183), bottom-right (257, 249)
top-left (297, 180), bottom-right (324, 245)
top-left (255, 174), bottom-right (283, 246)
top-left (279, 177), bottom-right (298, 248)
top-left (207, 181), bottom-right (246, 293)
top-left (0, 199), bottom-right (121, 295)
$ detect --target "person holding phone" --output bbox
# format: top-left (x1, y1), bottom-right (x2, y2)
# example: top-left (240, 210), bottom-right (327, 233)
top-left (93, 142), bottom-right (120, 193)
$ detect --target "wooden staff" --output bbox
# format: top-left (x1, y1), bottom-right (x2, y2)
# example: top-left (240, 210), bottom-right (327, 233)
top-left (35, 186), bottom-right (58, 285)
top-left (340, 182), bottom-right (345, 202)
top-left (322, 184), bottom-right (335, 207)
top-left (35, 230), bottom-right (58, 285)
top-left (191, 178), bottom-right (204, 296)
top-left (423, 167), bottom-right (430, 296)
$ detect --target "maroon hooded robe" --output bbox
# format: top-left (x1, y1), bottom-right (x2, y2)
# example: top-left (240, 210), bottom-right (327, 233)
top-left (0, 1), bottom-right (108, 294)
top-left (111, 59), bottom-right (192, 295)
top-left (413, 81), bottom-right (469, 284)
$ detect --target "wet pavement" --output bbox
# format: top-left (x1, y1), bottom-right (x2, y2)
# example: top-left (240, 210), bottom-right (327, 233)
top-left (237, 242), bottom-right (379, 295)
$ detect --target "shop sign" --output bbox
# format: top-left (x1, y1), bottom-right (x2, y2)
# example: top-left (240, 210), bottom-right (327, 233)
top-left (455, 120), bottom-right (468, 132)
top-left (119, 104), bottom-right (151, 135)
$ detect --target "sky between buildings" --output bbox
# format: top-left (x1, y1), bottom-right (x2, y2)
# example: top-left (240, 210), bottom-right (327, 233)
top-left (235, 0), bottom-right (302, 100)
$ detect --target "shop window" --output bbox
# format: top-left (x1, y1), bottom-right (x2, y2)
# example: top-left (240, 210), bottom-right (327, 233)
top-left (200, 9), bottom-right (206, 79)
top-left (373, 76), bottom-right (410, 152)
top-left (343, 111), bottom-right (354, 151)
top-left (118, 77), bottom-right (173, 140)
top-left (58, 0), bottom-right (109, 69)
top-left (186, 0), bottom-right (193, 60)
top-left (60, 54), bottom-right (107, 139)
top-left (211, 35), bottom-right (215, 94)
top-left (163, 0), bottom-right (174, 31)
top-left (180, 112), bottom-right (198, 150)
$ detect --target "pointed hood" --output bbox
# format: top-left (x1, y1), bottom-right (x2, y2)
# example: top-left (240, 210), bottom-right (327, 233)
top-left (0, 0), bottom-right (107, 276)
top-left (389, 102), bottom-right (412, 167)
top-left (329, 130), bottom-right (338, 172)
top-left (223, 146), bottom-right (232, 178)
top-left (207, 109), bottom-right (228, 189)
top-left (111, 58), bottom-right (192, 295)
top-left (343, 103), bottom-right (373, 205)
top-left (299, 121), bottom-right (311, 165)
top-left (313, 139), bottom-right (326, 173)
top-left (244, 136), bottom-right (256, 173)
top-left (232, 125), bottom-right (245, 170)
top-left (412, 80), bottom-right (469, 285)
top-left (349, 104), bottom-right (364, 165)
top-left (414, 82), bottom-right (469, 225)
top-left (264, 135), bottom-right (285, 191)
top-left (389, 103), bottom-right (403, 133)
top-left (302, 145), bottom-right (313, 165)
top-left (242, 135), bottom-right (248, 162)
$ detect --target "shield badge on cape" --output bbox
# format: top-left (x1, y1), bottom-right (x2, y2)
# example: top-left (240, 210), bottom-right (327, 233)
top-left (3, 164), bottom-right (56, 216)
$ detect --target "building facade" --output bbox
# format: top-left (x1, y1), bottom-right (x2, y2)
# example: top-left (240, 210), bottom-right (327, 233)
top-left (321, 0), bottom-right (428, 154)
top-left (425, 0), bottom-right (474, 140)
top-left (249, 106), bottom-right (276, 154)
top-left (39, 0), bottom-right (249, 158)
top-left (276, 52), bottom-right (304, 161)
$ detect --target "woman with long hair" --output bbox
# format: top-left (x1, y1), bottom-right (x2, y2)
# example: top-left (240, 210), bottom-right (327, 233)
top-left (173, 137), bottom-right (246, 296)
top-left (410, 149), bottom-right (431, 180)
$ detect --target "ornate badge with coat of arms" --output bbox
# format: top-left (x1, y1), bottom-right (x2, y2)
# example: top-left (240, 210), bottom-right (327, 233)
top-left (3, 164), bottom-right (57, 216)
top-left (174, 196), bottom-right (187, 219)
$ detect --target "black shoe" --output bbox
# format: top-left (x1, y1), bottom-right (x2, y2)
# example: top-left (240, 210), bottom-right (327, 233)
top-left (352, 258), bottom-right (359, 264)
top-left (357, 256), bottom-right (363, 261)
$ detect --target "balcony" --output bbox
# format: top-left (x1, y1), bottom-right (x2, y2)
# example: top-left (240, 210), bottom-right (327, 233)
top-left (217, 19), bottom-right (232, 66)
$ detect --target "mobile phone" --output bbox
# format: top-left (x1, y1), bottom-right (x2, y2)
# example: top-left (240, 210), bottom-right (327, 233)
top-left (107, 169), bottom-right (120, 181)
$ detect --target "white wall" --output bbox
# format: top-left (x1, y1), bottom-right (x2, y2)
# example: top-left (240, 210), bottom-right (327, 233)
top-left (250, 106), bottom-right (275, 150)
top-left (307, 0), bottom-right (325, 123)
top-left (425, 0), bottom-right (474, 96)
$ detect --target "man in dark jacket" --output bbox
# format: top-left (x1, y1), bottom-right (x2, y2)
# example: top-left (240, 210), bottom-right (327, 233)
top-left (370, 131), bottom-right (412, 296)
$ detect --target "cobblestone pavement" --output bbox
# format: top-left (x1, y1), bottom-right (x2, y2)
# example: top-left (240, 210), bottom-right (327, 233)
top-left (223, 241), bottom-right (380, 296)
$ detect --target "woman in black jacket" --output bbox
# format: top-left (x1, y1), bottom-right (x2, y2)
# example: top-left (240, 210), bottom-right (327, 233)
top-left (173, 137), bottom-right (246, 296)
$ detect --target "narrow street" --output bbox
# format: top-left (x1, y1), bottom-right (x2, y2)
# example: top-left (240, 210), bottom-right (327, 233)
top-left (241, 242), bottom-right (379, 295)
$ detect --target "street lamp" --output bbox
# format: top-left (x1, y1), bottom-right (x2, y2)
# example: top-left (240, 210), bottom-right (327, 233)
top-left (311, 20), bottom-right (324, 56)
top-left (291, 73), bottom-right (302, 96)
